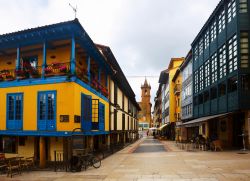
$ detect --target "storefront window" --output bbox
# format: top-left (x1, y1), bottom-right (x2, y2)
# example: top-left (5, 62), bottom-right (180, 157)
top-left (0, 136), bottom-right (17, 154)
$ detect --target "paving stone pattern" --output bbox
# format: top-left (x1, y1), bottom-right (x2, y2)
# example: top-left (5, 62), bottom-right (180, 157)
top-left (1, 137), bottom-right (250, 181)
top-left (133, 137), bottom-right (166, 153)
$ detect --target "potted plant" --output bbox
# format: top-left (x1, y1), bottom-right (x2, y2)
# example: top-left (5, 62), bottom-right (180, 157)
top-left (59, 64), bottom-right (67, 73)
top-left (101, 87), bottom-right (108, 97)
top-left (0, 75), bottom-right (4, 81)
top-left (91, 78), bottom-right (99, 89)
top-left (15, 69), bottom-right (29, 79)
top-left (5, 74), bottom-right (14, 81)
top-left (45, 66), bottom-right (53, 75)
top-left (29, 68), bottom-right (40, 78)
top-left (0, 69), bottom-right (10, 75)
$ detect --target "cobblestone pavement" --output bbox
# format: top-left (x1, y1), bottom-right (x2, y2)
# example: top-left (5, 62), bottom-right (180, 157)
top-left (1, 137), bottom-right (250, 181)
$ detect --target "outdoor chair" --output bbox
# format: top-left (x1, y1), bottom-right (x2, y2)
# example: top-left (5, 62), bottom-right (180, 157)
top-left (195, 135), bottom-right (207, 151)
top-left (0, 159), bottom-right (7, 174)
top-left (6, 158), bottom-right (22, 177)
top-left (211, 140), bottom-right (223, 151)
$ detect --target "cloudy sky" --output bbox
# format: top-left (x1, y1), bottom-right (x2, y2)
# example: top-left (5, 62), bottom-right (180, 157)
top-left (0, 0), bottom-right (219, 106)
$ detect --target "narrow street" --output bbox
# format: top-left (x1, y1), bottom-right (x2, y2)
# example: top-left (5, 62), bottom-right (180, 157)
top-left (133, 137), bottom-right (166, 153)
top-left (1, 137), bottom-right (250, 181)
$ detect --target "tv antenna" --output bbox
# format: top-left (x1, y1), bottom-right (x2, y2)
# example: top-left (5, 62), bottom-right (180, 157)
top-left (69, 3), bottom-right (77, 19)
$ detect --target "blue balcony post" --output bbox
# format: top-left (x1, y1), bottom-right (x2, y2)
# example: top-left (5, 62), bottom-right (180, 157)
top-left (70, 36), bottom-right (76, 75)
top-left (16, 46), bottom-right (20, 70)
top-left (42, 42), bottom-right (47, 78)
top-left (87, 56), bottom-right (91, 83)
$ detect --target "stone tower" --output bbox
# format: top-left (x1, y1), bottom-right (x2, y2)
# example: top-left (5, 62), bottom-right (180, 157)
top-left (138, 79), bottom-right (152, 128)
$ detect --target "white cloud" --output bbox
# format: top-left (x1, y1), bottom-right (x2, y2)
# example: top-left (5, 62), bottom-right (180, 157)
top-left (0, 0), bottom-right (219, 107)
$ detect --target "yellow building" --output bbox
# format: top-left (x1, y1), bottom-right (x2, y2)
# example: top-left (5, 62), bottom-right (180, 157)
top-left (0, 19), bottom-right (139, 168)
top-left (96, 44), bottom-right (140, 147)
top-left (172, 67), bottom-right (183, 140)
top-left (167, 58), bottom-right (184, 139)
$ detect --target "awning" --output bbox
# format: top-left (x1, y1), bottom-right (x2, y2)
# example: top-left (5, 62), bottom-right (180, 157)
top-left (158, 123), bottom-right (169, 131)
top-left (181, 113), bottom-right (229, 127)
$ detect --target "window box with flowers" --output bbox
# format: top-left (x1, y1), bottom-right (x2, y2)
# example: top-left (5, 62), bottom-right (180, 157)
top-left (0, 69), bottom-right (15, 81)
top-left (91, 78), bottom-right (99, 90)
top-left (101, 87), bottom-right (109, 97)
top-left (45, 62), bottom-right (69, 76)
top-left (5, 74), bottom-right (15, 81)
top-left (15, 69), bottom-right (29, 79)
top-left (44, 66), bottom-right (53, 75)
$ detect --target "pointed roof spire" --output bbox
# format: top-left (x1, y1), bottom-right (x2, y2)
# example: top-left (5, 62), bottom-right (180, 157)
top-left (144, 78), bottom-right (148, 87)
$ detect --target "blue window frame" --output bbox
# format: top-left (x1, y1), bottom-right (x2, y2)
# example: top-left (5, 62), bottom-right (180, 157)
top-left (7, 93), bottom-right (23, 130)
top-left (81, 93), bottom-right (92, 131)
top-left (37, 91), bottom-right (56, 131)
top-left (99, 103), bottom-right (105, 131)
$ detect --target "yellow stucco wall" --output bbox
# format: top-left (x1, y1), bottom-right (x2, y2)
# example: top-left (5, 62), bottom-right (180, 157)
top-left (168, 58), bottom-right (183, 123)
top-left (4, 136), bottom-right (35, 158)
top-left (0, 82), bottom-right (109, 132)
top-left (174, 74), bottom-right (182, 119)
top-left (49, 137), bottom-right (63, 161)
top-left (117, 87), bottom-right (123, 130)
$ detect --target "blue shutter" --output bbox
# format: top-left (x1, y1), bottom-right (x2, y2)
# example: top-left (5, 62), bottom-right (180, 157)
top-left (99, 103), bottom-right (105, 131)
top-left (37, 91), bottom-right (56, 131)
top-left (81, 94), bottom-right (92, 131)
top-left (7, 94), bottom-right (23, 130)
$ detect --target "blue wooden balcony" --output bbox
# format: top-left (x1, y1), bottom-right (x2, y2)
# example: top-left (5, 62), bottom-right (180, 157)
top-left (210, 99), bottom-right (218, 114)
top-left (228, 91), bottom-right (238, 111)
top-left (0, 19), bottom-right (111, 100)
top-left (204, 101), bottom-right (210, 115)
top-left (218, 95), bottom-right (227, 113)
top-left (0, 61), bottom-right (109, 98)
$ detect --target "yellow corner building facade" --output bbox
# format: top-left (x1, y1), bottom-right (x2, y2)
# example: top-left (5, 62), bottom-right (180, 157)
top-left (0, 19), bottom-right (140, 168)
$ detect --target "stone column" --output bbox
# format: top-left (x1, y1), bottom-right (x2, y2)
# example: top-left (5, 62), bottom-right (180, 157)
top-left (39, 137), bottom-right (46, 168)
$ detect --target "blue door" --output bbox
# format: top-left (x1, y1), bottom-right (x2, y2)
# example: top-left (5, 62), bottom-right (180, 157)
top-left (38, 91), bottom-right (56, 131)
top-left (7, 93), bottom-right (23, 130)
top-left (81, 94), bottom-right (92, 131)
top-left (99, 103), bottom-right (105, 131)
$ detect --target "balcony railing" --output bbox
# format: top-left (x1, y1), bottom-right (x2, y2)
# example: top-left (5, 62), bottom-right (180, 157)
top-left (174, 84), bottom-right (181, 95)
top-left (0, 62), bottom-right (109, 97)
